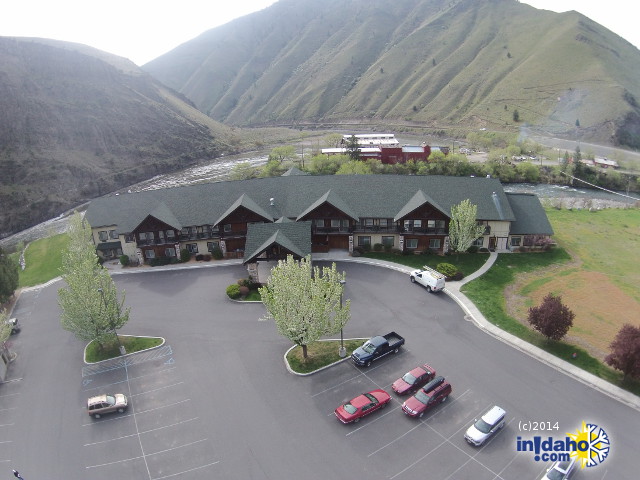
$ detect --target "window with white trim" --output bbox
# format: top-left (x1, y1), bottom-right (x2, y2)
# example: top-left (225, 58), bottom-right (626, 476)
top-left (165, 248), bottom-right (176, 257)
top-left (429, 239), bottom-right (441, 249)
top-left (382, 236), bottom-right (394, 247)
top-left (223, 224), bottom-right (232, 232)
top-left (358, 236), bottom-right (371, 247)
top-left (511, 237), bottom-right (521, 247)
top-left (98, 231), bottom-right (108, 241)
top-left (109, 230), bottom-right (118, 239)
top-left (406, 238), bottom-right (418, 249)
top-left (145, 250), bottom-right (155, 259)
top-left (186, 243), bottom-right (198, 253)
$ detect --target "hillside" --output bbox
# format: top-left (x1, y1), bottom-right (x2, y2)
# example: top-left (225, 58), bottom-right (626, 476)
top-left (0, 37), bottom-right (269, 238)
top-left (144, 0), bottom-right (640, 147)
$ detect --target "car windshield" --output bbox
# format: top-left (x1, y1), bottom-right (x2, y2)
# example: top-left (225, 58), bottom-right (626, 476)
top-left (361, 342), bottom-right (376, 354)
top-left (545, 468), bottom-right (565, 480)
top-left (105, 395), bottom-right (116, 406)
top-left (414, 389), bottom-right (430, 405)
top-left (343, 403), bottom-right (357, 414)
top-left (474, 418), bottom-right (492, 433)
top-left (402, 372), bottom-right (417, 385)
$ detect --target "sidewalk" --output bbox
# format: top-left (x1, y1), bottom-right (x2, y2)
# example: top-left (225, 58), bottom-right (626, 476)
top-left (320, 251), bottom-right (640, 412)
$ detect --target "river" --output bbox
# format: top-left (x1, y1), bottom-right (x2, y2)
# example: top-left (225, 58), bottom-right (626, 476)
top-left (1, 153), bottom-right (637, 250)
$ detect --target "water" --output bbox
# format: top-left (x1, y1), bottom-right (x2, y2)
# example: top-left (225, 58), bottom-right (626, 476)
top-left (1, 154), bottom-right (636, 250)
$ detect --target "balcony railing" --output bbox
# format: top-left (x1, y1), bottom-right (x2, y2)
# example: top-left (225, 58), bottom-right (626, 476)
top-left (136, 238), bottom-right (177, 246)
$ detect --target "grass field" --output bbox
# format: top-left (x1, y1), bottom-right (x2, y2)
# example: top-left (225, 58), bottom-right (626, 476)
top-left (18, 233), bottom-right (69, 288)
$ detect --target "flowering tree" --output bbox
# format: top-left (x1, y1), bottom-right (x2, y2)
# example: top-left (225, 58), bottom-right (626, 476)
top-left (259, 255), bottom-right (350, 359)
top-left (58, 212), bottom-right (130, 347)
top-left (605, 324), bottom-right (640, 381)
top-left (449, 199), bottom-right (486, 254)
top-left (528, 293), bottom-right (574, 341)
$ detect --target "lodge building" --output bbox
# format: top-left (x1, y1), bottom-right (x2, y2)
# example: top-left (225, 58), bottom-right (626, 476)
top-left (85, 173), bottom-right (553, 272)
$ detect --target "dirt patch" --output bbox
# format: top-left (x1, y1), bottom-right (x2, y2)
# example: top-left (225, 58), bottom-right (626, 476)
top-left (506, 261), bottom-right (640, 361)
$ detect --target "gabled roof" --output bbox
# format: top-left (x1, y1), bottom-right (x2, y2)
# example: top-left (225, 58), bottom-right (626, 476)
top-left (296, 189), bottom-right (359, 221)
top-left (142, 202), bottom-right (182, 230)
top-left (282, 167), bottom-right (309, 176)
top-left (214, 193), bottom-right (274, 226)
top-left (394, 189), bottom-right (448, 222)
top-left (85, 175), bottom-right (519, 235)
top-left (505, 193), bottom-right (554, 235)
top-left (243, 222), bottom-right (311, 264)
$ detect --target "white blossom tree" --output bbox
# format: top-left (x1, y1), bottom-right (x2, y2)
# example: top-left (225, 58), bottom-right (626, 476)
top-left (448, 199), bottom-right (486, 254)
top-left (259, 255), bottom-right (350, 359)
top-left (58, 212), bottom-right (130, 348)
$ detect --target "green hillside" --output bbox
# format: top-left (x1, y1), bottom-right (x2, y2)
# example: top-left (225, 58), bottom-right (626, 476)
top-left (144, 0), bottom-right (640, 147)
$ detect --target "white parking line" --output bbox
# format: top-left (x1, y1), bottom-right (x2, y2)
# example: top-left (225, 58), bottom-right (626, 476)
top-left (84, 417), bottom-right (199, 446)
top-left (131, 381), bottom-right (185, 397)
top-left (152, 460), bottom-right (221, 480)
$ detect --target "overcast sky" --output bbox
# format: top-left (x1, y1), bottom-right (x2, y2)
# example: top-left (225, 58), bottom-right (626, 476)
top-left (1, 0), bottom-right (637, 65)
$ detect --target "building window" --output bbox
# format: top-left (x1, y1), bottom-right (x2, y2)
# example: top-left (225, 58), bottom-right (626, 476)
top-left (510, 237), bottom-right (521, 247)
top-left (223, 224), bottom-right (232, 232)
top-left (98, 231), bottom-right (108, 241)
top-left (125, 234), bottom-right (134, 243)
top-left (473, 237), bottom-right (484, 247)
top-left (165, 248), bottom-right (176, 257)
top-left (429, 239), bottom-right (441, 249)
top-left (181, 227), bottom-right (191, 236)
top-left (379, 219), bottom-right (388, 227)
top-left (315, 219), bottom-right (325, 227)
top-left (331, 219), bottom-right (340, 228)
top-left (187, 243), bottom-right (198, 253)
top-left (166, 230), bottom-right (175, 239)
top-left (523, 236), bottom-right (534, 246)
top-left (207, 241), bottom-right (220, 252)
top-left (382, 236), bottom-right (394, 247)
top-left (406, 238), bottom-right (418, 249)
top-left (109, 230), bottom-right (118, 239)
top-left (364, 218), bottom-right (374, 226)
top-left (145, 250), bottom-right (155, 259)
top-left (413, 220), bottom-right (422, 228)
top-left (404, 220), bottom-right (412, 231)
top-left (358, 236), bottom-right (371, 247)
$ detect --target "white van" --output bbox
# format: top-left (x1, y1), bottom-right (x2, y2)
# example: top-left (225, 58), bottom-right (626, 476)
top-left (409, 266), bottom-right (445, 293)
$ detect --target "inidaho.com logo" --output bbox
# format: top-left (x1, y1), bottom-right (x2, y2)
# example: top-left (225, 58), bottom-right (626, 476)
top-left (517, 421), bottom-right (610, 468)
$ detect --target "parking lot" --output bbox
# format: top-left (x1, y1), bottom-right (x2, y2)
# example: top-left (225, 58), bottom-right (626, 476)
top-left (2, 262), bottom-right (638, 479)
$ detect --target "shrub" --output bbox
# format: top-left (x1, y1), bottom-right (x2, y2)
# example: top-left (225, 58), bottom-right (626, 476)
top-left (436, 263), bottom-right (458, 278)
top-left (211, 246), bottom-right (223, 260)
top-left (384, 244), bottom-right (392, 253)
top-left (373, 243), bottom-right (383, 252)
top-left (402, 249), bottom-right (413, 255)
top-left (195, 254), bottom-right (204, 261)
top-left (150, 256), bottom-right (173, 267)
top-left (467, 245), bottom-right (479, 254)
top-left (119, 254), bottom-right (130, 266)
top-left (352, 246), bottom-right (364, 256)
top-left (450, 271), bottom-right (464, 281)
top-left (239, 285), bottom-right (250, 296)
top-left (390, 248), bottom-right (402, 255)
top-left (226, 284), bottom-right (241, 299)
top-left (528, 293), bottom-right (575, 341)
top-left (203, 254), bottom-right (212, 261)
top-left (180, 249), bottom-right (191, 263)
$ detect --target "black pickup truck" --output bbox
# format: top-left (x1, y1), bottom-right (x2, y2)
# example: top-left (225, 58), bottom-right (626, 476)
top-left (351, 332), bottom-right (405, 367)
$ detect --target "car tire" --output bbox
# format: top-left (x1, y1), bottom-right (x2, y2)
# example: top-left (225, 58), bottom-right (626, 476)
top-left (426, 285), bottom-right (432, 292)
top-left (94, 413), bottom-right (101, 419)
top-left (393, 348), bottom-right (399, 354)
top-left (441, 396), bottom-right (448, 403)
top-left (381, 402), bottom-right (388, 409)
top-left (117, 408), bottom-right (125, 413)
top-left (410, 276), bottom-right (416, 283)
top-left (354, 417), bottom-right (360, 423)
top-left (365, 361), bottom-right (371, 367)
top-left (419, 411), bottom-right (424, 418)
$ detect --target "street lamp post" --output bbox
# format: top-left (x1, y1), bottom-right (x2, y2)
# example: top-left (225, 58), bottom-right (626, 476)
top-left (338, 279), bottom-right (347, 358)
top-left (98, 288), bottom-right (126, 356)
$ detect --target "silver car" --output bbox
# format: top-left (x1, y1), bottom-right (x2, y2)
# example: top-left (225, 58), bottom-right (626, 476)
top-left (541, 458), bottom-right (576, 479)
top-left (464, 405), bottom-right (506, 446)
top-left (87, 393), bottom-right (128, 418)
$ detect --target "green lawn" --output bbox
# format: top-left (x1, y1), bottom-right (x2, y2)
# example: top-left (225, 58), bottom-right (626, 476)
top-left (85, 335), bottom-right (164, 363)
top-left (363, 251), bottom-right (490, 277)
top-left (18, 234), bottom-right (69, 288)
top-left (286, 339), bottom-right (364, 374)
top-left (544, 208), bottom-right (640, 302)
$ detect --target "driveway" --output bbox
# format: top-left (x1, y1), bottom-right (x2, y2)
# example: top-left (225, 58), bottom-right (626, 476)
top-left (2, 262), bottom-right (637, 479)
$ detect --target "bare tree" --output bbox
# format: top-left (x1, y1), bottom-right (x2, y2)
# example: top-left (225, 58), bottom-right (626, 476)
top-left (528, 293), bottom-right (574, 341)
top-left (605, 324), bottom-right (640, 381)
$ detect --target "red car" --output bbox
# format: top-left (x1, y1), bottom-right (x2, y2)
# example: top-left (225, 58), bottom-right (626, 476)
top-left (334, 389), bottom-right (391, 424)
top-left (392, 364), bottom-right (436, 395)
top-left (401, 376), bottom-right (451, 418)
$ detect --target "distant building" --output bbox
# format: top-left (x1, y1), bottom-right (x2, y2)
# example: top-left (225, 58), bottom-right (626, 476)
top-left (322, 133), bottom-right (435, 164)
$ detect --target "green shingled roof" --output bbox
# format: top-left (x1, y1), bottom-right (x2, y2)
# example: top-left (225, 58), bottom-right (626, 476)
top-left (505, 193), bottom-right (554, 235)
top-left (85, 175), bottom-right (519, 235)
top-left (394, 189), bottom-right (448, 221)
top-left (243, 222), bottom-right (311, 263)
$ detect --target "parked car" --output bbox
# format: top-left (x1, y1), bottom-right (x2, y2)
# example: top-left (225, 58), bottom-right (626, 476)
top-left (541, 458), bottom-right (576, 479)
top-left (401, 376), bottom-right (451, 418)
top-left (334, 389), bottom-right (391, 424)
top-left (351, 332), bottom-right (404, 367)
top-left (409, 267), bottom-right (445, 293)
top-left (392, 364), bottom-right (436, 395)
top-left (464, 405), bottom-right (506, 446)
top-left (4, 317), bottom-right (20, 334)
top-left (87, 393), bottom-right (128, 418)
